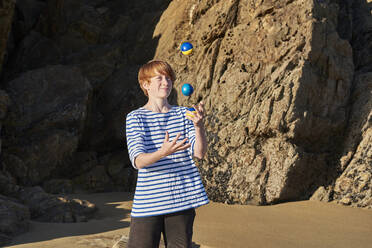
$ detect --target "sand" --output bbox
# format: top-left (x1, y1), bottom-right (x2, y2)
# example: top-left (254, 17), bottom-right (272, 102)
top-left (4, 192), bottom-right (372, 248)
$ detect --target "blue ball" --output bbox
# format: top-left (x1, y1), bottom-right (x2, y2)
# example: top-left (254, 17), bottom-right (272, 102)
top-left (180, 42), bottom-right (193, 55)
top-left (181, 83), bottom-right (194, 96)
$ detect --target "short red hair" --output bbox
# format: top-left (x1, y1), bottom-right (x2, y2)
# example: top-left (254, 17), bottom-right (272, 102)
top-left (138, 60), bottom-right (176, 96)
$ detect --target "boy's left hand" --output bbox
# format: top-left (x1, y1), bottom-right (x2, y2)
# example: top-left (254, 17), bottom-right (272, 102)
top-left (186, 101), bottom-right (205, 128)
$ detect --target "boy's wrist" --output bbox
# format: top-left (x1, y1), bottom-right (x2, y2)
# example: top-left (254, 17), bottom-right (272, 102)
top-left (156, 148), bottom-right (167, 159)
top-left (194, 124), bottom-right (205, 131)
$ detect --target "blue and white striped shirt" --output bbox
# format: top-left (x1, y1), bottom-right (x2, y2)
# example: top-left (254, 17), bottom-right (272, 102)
top-left (126, 106), bottom-right (209, 217)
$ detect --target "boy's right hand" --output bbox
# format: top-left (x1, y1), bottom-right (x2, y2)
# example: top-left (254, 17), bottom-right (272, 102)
top-left (159, 131), bottom-right (191, 157)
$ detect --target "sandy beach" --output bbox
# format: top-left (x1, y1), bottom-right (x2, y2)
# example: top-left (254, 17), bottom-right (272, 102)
top-left (4, 192), bottom-right (372, 248)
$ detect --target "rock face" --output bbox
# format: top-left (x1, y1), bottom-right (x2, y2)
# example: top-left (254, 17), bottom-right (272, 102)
top-left (0, 194), bottom-right (30, 245)
top-left (18, 186), bottom-right (97, 222)
top-left (0, 0), bottom-right (15, 74)
top-left (153, 0), bottom-right (357, 205)
top-left (0, 0), bottom-right (170, 242)
top-left (3, 65), bottom-right (92, 185)
top-left (0, 0), bottom-right (371, 243)
top-left (1, 0), bottom-right (172, 193)
top-left (329, 0), bottom-right (372, 208)
top-left (0, 170), bottom-right (97, 246)
top-left (333, 72), bottom-right (372, 208)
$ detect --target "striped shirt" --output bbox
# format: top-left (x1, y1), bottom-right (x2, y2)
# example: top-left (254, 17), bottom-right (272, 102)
top-left (126, 106), bottom-right (209, 217)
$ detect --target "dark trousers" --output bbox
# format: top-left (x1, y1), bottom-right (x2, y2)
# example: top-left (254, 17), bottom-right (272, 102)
top-left (127, 208), bottom-right (196, 248)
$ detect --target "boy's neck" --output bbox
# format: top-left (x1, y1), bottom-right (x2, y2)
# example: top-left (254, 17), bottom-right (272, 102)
top-left (144, 98), bottom-right (171, 113)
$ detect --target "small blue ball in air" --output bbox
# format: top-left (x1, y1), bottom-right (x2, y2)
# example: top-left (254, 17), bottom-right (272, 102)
top-left (180, 42), bottom-right (193, 55)
top-left (181, 83), bottom-right (194, 96)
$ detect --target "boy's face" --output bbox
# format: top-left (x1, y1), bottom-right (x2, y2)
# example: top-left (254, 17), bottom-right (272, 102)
top-left (144, 70), bottom-right (173, 99)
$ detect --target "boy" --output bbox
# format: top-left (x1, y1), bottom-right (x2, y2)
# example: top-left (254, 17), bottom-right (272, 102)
top-left (122, 60), bottom-right (209, 248)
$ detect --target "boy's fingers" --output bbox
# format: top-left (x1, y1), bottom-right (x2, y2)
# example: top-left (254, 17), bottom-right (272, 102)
top-left (199, 102), bottom-right (205, 114)
top-left (192, 104), bottom-right (199, 113)
top-left (176, 144), bottom-right (191, 151)
top-left (164, 131), bottom-right (169, 142)
top-left (192, 105), bottom-right (201, 118)
top-left (171, 133), bottom-right (182, 144)
top-left (175, 138), bottom-right (188, 148)
top-left (187, 113), bottom-right (200, 124)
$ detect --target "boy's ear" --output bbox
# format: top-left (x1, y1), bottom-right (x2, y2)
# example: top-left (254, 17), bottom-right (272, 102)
top-left (143, 81), bottom-right (150, 89)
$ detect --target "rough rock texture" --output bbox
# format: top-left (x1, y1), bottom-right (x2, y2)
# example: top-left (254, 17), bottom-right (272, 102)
top-left (1, 0), bottom-right (172, 193)
top-left (0, 1), bottom-right (170, 243)
top-left (0, 0), bottom-right (15, 74)
top-left (43, 179), bottom-right (74, 194)
top-left (0, 170), bottom-right (97, 246)
top-left (2, 65), bottom-right (92, 185)
top-left (308, 0), bottom-right (372, 209)
top-left (18, 186), bottom-right (97, 222)
top-left (0, 194), bottom-right (30, 246)
top-left (320, 0), bottom-right (372, 208)
top-left (333, 72), bottom-right (372, 208)
top-left (0, 0), bottom-right (370, 203)
top-left (73, 151), bottom-right (137, 192)
top-left (153, 0), bottom-right (356, 205)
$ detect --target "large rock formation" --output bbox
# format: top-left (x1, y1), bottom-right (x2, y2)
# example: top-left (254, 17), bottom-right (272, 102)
top-left (0, 194), bottom-right (29, 245)
top-left (1, 0), bottom-right (171, 193)
top-left (330, 0), bottom-right (372, 208)
top-left (0, 0), bottom-right (371, 244)
top-left (0, 170), bottom-right (97, 246)
top-left (2, 65), bottom-right (91, 185)
top-left (0, 0), bottom-right (370, 203)
top-left (153, 0), bottom-right (359, 205)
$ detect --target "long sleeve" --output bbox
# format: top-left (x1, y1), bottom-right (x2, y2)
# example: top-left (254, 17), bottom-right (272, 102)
top-left (126, 113), bottom-right (146, 169)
